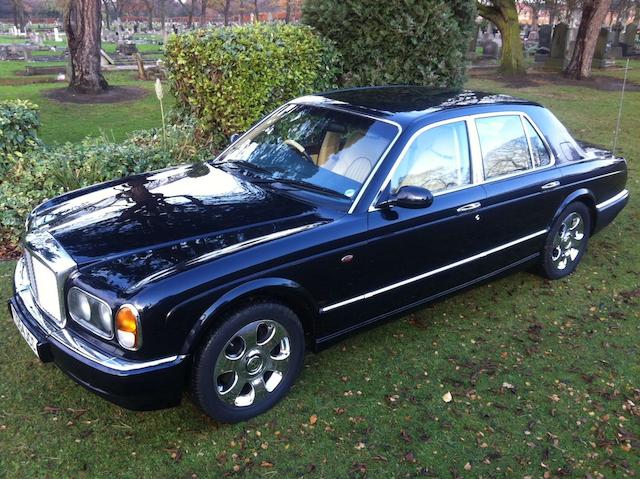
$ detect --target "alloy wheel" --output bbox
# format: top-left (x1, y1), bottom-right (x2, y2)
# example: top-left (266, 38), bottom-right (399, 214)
top-left (214, 320), bottom-right (291, 407)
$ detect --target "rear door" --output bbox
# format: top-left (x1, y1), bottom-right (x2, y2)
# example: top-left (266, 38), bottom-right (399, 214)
top-left (471, 113), bottom-right (565, 269)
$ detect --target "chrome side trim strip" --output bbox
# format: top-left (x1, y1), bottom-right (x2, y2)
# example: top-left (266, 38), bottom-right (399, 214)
top-left (320, 229), bottom-right (549, 313)
top-left (129, 222), bottom-right (325, 291)
top-left (596, 189), bottom-right (629, 211)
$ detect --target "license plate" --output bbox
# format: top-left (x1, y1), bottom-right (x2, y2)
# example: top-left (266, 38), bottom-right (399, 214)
top-left (11, 305), bottom-right (40, 359)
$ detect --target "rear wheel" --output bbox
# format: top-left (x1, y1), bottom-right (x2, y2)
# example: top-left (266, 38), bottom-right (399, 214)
top-left (540, 202), bottom-right (591, 279)
top-left (191, 301), bottom-right (304, 423)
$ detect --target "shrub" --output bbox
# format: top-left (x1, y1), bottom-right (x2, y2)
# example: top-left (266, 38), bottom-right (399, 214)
top-left (165, 22), bottom-right (342, 148)
top-left (0, 123), bottom-right (209, 247)
top-left (0, 99), bottom-right (41, 167)
top-left (302, 0), bottom-right (476, 88)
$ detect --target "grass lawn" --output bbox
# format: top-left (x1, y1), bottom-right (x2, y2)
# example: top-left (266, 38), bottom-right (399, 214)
top-left (0, 72), bottom-right (638, 478)
top-left (0, 60), bottom-right (173, 144)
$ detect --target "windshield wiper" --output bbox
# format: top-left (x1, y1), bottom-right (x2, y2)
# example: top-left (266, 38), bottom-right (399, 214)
top-left (252, 177), bottom-right (350, 200)
top-left (212, 159), bottom-right (272, 178)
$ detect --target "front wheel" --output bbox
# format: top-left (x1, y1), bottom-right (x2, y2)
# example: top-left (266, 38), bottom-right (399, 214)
top-left (540, 202), bottom-right (591, 280)
top-left (191, 301), bottom-right (305, 423)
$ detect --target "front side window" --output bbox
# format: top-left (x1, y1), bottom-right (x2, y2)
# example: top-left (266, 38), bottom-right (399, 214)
top-left (218, 105), bottom-right (398, 200)
top-left (476, 115), bottom-right (532, 179)
top-left (390, 121), bottom-right (471, 194)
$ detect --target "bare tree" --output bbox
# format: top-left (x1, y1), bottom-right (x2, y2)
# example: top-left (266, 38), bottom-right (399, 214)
top-left (564, 0), bottom-right (613, 79)
top-left (477, 0), bottom-right (526, 74)
top-left (285, 0), bottom-right (291, 22)
top-left (223, 0), bottom-right (231, 25)
top-left (65, 0), bottom-right (108, 94)
top-left (11, 0), bottom-right (26, 30)
top-left (253, 0), bottom-right (258, 20)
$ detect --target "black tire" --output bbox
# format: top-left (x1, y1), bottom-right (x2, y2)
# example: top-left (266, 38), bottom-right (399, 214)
top-left (540, 202), bottom-right (591, 280)
top-left (191, 301), bottom-right (304, 423)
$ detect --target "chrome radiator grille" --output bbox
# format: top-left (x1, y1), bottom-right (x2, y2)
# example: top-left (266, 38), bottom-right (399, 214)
top-left (23, 232), bottom-right (77, 327)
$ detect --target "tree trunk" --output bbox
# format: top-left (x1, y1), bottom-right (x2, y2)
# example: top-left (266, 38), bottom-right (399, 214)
top-left (160, 0), bottom-right (166, 30)
top-left (564, 0), bottom-right (612, 79)
top-left (224, 0), bottom-right (231, 25)
top-left (65, 0), bottom-right (108, 94)
top-left (12, 0), bottom-right (25, 30)
top-left (145, 0), bottom-right (153, 30)
top-left (239, 0), bottom-right (244, 23)
top-left (285, 0), bottom-right (291, 23)
top-left (102, 0), bottom-right (111, 30)
top-left (253, 0), bottom-right (258, 21)
top-left (201, 0), bottom-right (207, 23)
top-left (477, 0), bottom-right (526, 75)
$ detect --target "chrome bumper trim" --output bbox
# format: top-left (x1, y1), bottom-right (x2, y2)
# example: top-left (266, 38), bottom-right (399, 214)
top-left (321, 229), bottom-right (549, 313)
top-left (14, 258), bottom-right (185, 373)
top-left (596, 189), bottom-right (629, 211)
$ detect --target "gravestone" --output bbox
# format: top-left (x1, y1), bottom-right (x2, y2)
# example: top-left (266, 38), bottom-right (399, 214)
top-left (539, 24), bottom-right (552, 49)
top-left (621, 23), bottom-right (638, 56)
top-left (53, 27), bottom-right (61, 42)
top-left (482, 40), bottom-right (500, 60)
top-left (594, 27), bottom-right (615, 67)
top-left (550, 22), bottom-right (568, 58)
top-left (611, 23), bottom-right (623, 46)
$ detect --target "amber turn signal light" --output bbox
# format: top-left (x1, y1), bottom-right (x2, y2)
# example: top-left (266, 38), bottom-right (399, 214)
top-left (115, 305), bottom-right (141, 350)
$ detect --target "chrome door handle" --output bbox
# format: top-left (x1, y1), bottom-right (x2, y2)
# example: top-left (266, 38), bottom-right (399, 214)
top-left (541, 181), bottom-right (560, 190)
top-left (456, 202), bottom-right (481, 213)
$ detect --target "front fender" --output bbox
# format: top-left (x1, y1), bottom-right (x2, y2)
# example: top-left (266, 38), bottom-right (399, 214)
top-left (179, 278), bottom-right (318, 355)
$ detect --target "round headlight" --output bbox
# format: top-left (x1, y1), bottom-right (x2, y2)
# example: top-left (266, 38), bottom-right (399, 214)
top-left (69, 288), bottom-right (91, 321)
top-left (97, 302), bottom-right (112, 331)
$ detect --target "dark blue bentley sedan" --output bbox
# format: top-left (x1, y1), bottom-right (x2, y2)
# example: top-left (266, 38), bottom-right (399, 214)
top-left (9, 87), bottom-right (628, 422)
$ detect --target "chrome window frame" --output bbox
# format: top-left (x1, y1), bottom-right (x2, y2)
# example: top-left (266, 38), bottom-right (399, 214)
top-left (212, 97), bottom-right (403, 216)
top-left (367, 111), bottom-right (556, 212)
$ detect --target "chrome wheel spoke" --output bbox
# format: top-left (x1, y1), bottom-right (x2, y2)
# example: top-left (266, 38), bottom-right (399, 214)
top-left (218, 372), bottom-right (246, 404)
top-left (258, 321), bottom-right (288, 354)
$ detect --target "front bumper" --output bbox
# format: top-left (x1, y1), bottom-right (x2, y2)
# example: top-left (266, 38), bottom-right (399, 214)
top-left (9, 258), bottom-right (189, 411)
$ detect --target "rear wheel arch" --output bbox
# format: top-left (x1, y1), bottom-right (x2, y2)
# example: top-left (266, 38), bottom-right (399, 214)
top-left (551, 189), bottom-right (597, 234)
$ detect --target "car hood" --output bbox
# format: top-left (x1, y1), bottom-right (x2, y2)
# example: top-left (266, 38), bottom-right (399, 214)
top-left (29, 163), bottom-right (329, 283)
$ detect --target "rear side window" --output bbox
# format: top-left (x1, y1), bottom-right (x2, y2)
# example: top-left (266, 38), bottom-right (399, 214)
top-left (524, 119), bottom-right (551, 167)
top-left (476, 115), bottom-right (532, 179)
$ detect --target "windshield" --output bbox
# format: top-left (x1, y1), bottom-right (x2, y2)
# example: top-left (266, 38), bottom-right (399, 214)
top-left (217, 104), bottom-right (399, 201)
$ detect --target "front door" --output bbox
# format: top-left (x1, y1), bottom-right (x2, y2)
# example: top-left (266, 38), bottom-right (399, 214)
top-left (362, 119), bottom-right (488, 318)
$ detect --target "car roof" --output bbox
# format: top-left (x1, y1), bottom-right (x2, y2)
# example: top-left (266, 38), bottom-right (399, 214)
top-left (294, 86), bottom-right (541, 127)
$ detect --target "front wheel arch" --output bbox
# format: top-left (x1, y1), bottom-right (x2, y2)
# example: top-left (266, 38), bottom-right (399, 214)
top-left (181, 279), bottom-right (318, 356)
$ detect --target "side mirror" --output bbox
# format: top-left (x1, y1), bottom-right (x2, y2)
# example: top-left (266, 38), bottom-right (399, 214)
top-left (229, 133), bottom-right (241, 144)
top-left (378, 185), bottom-right (434, 209)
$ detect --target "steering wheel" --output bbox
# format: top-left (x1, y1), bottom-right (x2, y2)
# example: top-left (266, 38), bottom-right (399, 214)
top-left (284, 139), bottom-right (314, 164)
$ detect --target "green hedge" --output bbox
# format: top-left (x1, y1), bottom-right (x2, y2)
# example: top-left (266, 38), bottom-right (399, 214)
top-left (165, 22), bottom-right (342, 147)
top-left (0, 123), bottom-right (208, 247)
top-left (0, 99), bottom-right (41, 164)
top-left (302, 0), bottom-right (476, 88)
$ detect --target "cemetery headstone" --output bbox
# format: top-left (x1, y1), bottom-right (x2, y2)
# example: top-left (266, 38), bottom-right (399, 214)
top-left (621, 23), bottom-right (638, 56)
top-left (550, 23), bottom-right (568, 58)
top-left (54, 27), bottom-right (61, 42)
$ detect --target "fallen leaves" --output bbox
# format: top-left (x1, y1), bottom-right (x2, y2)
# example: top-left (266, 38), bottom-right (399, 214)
top-left (442, 391), bottom-right (452, 403)
top-left (309, 414), bottom-right (318, 425)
